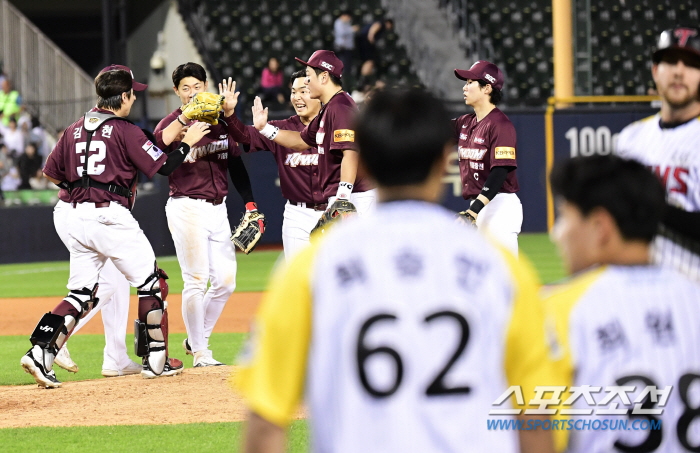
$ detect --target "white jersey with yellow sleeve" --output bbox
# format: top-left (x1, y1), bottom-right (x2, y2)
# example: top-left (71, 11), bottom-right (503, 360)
top-left (615, 114), bottom-right (700, 212)
top-left (235, 200), bottom-right (555, 453)
top-left (545, 264), bottom-right (700, 453)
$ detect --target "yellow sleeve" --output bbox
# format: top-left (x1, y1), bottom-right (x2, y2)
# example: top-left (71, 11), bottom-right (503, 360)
top-left (233, 244), bottom-right (318, 427)
top-left (542, 266), bottom-right (606, 452)
top-left (501, 250), bottom-right (558, 405)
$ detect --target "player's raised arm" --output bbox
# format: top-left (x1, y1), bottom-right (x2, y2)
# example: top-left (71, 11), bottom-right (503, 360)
top-left (253, 97), bottom-right (309, 151)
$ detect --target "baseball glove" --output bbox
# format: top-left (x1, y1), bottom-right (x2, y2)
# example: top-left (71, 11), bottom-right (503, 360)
top-left (310, 200), bottom-right (357, 239)
top-left (456, 209), bottom-right (477, 227)
top-left (231, 208), bottom-right (267, 254)
top-left (181, 92), bottom-right (224, 125)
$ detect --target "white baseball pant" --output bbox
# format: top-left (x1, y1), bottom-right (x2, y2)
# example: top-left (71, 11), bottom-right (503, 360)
top-left (473, 192), bottom-right (523, 257)
top-left (282, 189), bottom-right (378, 260)
top-left (165, 197), bottom-right (237, 355)
top-left (54, 200), bottom-right (134, 371)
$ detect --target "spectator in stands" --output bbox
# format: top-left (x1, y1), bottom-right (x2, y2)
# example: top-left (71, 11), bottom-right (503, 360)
top-left (260, 57), bottom-right (285, 105)
top-left (334, 10), bottom-right (357, 87)
top-left (17, 142), bottom-right (42, 190)
top-left (0, 143), bottom-right (12, 200)
top-left (0, 78), bottom-right (22, 126)
top-left (29, 116), bottom-right (49, 162)
top-left (0, 117), bottom-right (24, 157)
top-left (356, 18), bottom-right (393, 80)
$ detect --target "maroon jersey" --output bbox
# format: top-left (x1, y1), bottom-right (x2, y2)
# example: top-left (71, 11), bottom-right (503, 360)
top-left (154, 108), bottom-right (242, 199)
top-left (43, 108), bottom-right (167, 206)
top-left (452, 108), bottom-right (519, 199)
top-left (228, 113), bottom-right (323, 204)
top-left (299, 92), bottom-right (372, 198)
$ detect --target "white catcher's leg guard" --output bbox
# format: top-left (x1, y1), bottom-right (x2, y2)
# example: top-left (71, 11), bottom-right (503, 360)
top-left (135, 266), bottom-right (169, 376)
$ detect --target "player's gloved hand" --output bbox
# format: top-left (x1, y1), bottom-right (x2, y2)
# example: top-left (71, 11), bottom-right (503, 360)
top-left (231, 202), bottom-right (267, 254)
top-left (310, 199), bottom-right (357, 240)
top-left (181, 92), bottom-right (224, 125)
top-left (456, 209), bottom-right (477, 227)
top-left (181, 121), bottom-right (210, 147)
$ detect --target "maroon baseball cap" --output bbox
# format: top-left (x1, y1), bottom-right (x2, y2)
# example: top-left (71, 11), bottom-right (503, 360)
top-left (653, 27), bottom-right (700, 64)
top-left (98, 64), bottom-right (148, 91)
top-left (295, 50), bottom-right (344, 79)
top-left (454, 61), bottom-right (504, 90)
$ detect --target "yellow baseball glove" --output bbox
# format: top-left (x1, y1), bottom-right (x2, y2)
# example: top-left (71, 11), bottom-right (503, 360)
top-left (181, 92), bottom-right (224, 125)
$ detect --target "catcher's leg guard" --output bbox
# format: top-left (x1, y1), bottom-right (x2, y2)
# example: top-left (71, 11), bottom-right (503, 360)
top-left (21, 312), bottom-right (66, 388)
top-left (54, 283), bottom-right (100, 350)
top-left (135, 266), bottom-right (169, 376)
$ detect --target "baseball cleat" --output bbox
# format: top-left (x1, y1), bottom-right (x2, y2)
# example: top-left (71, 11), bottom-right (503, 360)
top-left (183, 338), bottom-right (194, 356)
top-left (54, 346), bottom-right (79, 373)
top-left (21, 346), bottom-right (62, 389)
top-left (193, 350), bottom-right (225, 367)
top-left (141, 357), bottom-right (184, 379)
top-left (102, 359), bottom-right (143, 377)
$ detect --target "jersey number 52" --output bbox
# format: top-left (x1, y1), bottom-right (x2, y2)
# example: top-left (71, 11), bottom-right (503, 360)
top-left (75, 141), bottom-right (106, 176)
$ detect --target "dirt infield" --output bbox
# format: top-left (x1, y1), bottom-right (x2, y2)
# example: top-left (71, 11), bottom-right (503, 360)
top-left (0, 366), bottom-right (305, 429)
top-left (0, 292), bottom-right (263, 335)
top-left (1, 293), bottom-right (270, 428)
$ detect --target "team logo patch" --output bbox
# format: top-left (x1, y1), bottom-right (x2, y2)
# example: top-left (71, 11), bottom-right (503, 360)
top-left (147, 145), bottom-right (164, 161)
top-left (88, 118), bottom-right (99, 124)
top-left (495, 146), bottom-right (516, 159)
top-left (334, 129), bottom-right (355, 142)
top-left (459, 133), bottom-right (468, 141)
top-left (474, 137), bottom-right (485, 144)
top-left (484, 74), bottom-right (496, 84)
top-left (142, 140), bottom-right (154, 152)
top-left (320, 61), bottom-right (334, 71)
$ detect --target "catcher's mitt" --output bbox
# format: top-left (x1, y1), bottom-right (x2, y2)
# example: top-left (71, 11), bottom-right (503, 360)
top-left (181, 92), bottom-right (224, 125)
top-left (310, 200), bottom-right (357, 239)
top-left (456, 209), bottom-right (477, 227)
top-left (231, 209), bottom-right (267, 254)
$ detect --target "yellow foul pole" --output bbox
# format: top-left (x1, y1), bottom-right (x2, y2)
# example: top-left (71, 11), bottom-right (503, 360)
top-left (552, 0), bottom-right (574, 101)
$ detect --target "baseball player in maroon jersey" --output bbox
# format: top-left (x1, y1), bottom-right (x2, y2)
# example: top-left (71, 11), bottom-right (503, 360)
top-left (225, 70), bottom-right (327, 259)
top-left (153, 62), bottom-right (261, 367)
top-left (252, 50), bottom-right (377, 218)
top-left (453, 61), bottom-right (522, 255)
top-left (21, 65), bottom-right (209, 388)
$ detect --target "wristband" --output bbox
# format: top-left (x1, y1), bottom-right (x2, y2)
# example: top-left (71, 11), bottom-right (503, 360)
top-left (260, 123), bottom-right (279, 140)
top-left (336, 181), bottom-right (353, 200)
top-left (177, 114), bottom-right (188, 126)
top-left (245, 202), bottom-right (258, 212)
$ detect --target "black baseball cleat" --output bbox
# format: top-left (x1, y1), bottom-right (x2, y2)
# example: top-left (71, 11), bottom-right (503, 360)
top-left (141, 357), bottom-right (184, 379)
top-left (20, 345), bottom-right (62, 389)
top-left (183, 338), bottom-right (194, 356)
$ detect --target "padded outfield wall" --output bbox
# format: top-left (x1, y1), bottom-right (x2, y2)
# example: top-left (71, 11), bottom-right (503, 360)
top-left (0, 106), bottom-right (656, 264)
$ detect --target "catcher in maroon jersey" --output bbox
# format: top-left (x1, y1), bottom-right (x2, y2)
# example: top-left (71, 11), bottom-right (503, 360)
top-left (453, 60), bottom-right (522, 256)
top-left (252, 50), bottom-right (377, 225)
top-left (21, 65), bottom-right (209, 388)
top-left (153, 62), bottom-right (264, 367)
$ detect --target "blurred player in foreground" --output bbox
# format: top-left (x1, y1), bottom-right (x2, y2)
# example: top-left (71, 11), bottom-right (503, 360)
top-left (616, 27), bottom-right (700, 280)
top-left (546, 155), bottom-right (700, 452)
top-left (22, 65), bottom-right (208, 387)
top-left (225, 70), bottom-right (324, 259)
top-left (235, 89), bottom-right (554, 453)
top-left (453, 61), bottom-right (522, 256)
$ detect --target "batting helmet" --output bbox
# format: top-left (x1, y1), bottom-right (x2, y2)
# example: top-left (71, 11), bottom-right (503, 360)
top-left (653, 27), bottom-right (700, 64)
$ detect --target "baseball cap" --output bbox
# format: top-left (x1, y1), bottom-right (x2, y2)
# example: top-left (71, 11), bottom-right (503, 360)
top-left (295, 50), bottom-right (344, 79)
top-left (98, 64), bottom-right (148, 91)
top-left (454, 60), bottom-right (504, 91)
top-left (653, 27), bottom-right (700, 64)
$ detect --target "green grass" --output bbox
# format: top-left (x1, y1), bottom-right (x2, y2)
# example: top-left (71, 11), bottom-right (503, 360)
top-left (0, 420), bottom-right (310, 453)
top-left (0, 251), bottom-right (284, 298)
top-left (0, 233), bottom-right (565, 452)
top-left (2, 332), bottom-right (246, 386)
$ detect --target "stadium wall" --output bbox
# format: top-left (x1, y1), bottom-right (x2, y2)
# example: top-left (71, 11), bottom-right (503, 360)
top-left (0, 107), bottom-right (658, 264)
